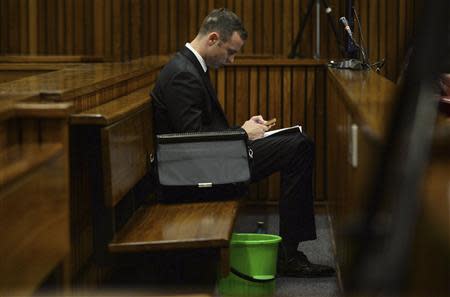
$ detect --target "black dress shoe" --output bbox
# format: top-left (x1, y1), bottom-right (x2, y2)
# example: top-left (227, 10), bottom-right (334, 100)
top-left (277, 251), bottom-right (335, 278)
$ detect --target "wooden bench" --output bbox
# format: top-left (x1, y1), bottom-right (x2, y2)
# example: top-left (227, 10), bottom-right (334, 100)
top-left (69, 87), bottom-right (239, 281)
top-left (0, 99), bottom-right (73, 296)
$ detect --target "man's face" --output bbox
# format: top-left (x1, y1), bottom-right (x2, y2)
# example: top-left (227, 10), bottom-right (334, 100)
top-left (205, 31), bottom-right (244, 69)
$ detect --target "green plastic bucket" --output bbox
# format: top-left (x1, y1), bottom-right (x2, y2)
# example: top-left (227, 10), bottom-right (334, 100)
top-left (218, 233), bottom-right (282, 297)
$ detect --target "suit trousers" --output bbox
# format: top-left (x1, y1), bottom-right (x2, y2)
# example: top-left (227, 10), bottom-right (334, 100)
top-left (248, 132), bottom-right (317, 244)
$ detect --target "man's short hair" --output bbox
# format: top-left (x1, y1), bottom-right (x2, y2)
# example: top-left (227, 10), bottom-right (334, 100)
top-left (199, 8), bottom-right (248, 42)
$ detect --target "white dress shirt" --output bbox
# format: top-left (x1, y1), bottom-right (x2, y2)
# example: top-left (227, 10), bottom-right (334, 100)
top-left (185, 42), bottom-right (207, 73)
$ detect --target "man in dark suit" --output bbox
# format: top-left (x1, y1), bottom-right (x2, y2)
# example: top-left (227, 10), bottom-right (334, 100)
top-left (152, 8), bottom-right (334, 278)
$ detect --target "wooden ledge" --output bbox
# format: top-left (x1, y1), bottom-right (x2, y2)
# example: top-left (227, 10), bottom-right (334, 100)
top-left (229, 57), bottom-right (328, 66)
top-left (0, 55), bottom-right (104, 63)
top-left (0, 64), bottom-right (67, 71)
top-left (0, 56), bottom-right (166, 103)
top-left (109, 200), bottom-right (239, 253)
top-left (70, 87), bottom-right (151, 126)
top-left (327, 68), bottom-right (397, 142)
top-left (0, 94), bottom-right (41, 121)
top-left (0, 143), bottom-right (63, 188)
top-left (0, 99), bottom-right (16, 121)
top-left (14, 102), bottom-right (74, 118)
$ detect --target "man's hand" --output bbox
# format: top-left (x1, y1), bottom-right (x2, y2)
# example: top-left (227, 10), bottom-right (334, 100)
top-left (250, 115), bottom-right (266, 125)
top-left (242, 120), bottom-right (269, 140)
top-left (250, 115), bottom-right (276, 128)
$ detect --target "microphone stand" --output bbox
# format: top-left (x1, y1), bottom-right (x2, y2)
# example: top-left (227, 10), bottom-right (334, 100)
top-left (329, 14), bottom-right (370, 70)
top-left (351, 6), bottom-right (388, 73)
top-left (351, 7), bottom-right (370, 69)
top-left (289, 0), bottom-right (345, 58)
top-left (347, 35), bottom-right (370, 69)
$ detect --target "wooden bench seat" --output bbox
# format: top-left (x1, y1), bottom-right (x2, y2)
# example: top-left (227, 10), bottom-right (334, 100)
top-left (70, 87), bottom-right (240, 280)
top-left (109, 200), bottom-right (238, 253)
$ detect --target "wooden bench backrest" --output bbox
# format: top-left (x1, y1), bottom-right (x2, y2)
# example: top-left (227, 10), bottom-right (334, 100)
top-left (71, 87), bottom-right (155, 208)
top-left (101, 105), bottom-right (153, 208)
top-left (69, 87), bottom-right (155, 266)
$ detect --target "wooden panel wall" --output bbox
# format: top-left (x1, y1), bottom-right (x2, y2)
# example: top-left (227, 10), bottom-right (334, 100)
top-left (210, 61), bottom-right (327, 202)
top-left (0, 0), bottom-right (421, 80)
top-left (351, 0), bottom-right (421, 81)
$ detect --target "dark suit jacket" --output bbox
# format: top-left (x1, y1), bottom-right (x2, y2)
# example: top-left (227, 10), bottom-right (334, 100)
top-left (151, 46), bottom-right (230, 134)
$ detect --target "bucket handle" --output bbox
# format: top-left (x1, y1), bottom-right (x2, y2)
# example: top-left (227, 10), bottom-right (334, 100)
top-left (230, 267), bottom-right (275, 283)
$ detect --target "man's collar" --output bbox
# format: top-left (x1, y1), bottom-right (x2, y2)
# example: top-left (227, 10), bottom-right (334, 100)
top-left (185, 43), bottom-right (207, 73)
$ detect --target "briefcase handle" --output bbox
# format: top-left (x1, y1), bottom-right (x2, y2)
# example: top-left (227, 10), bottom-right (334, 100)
top-left (156, 130), bottom-right (247, 144)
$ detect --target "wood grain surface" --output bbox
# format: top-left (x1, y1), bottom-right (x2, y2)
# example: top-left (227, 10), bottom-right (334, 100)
top-left (0, 153), bottom-right (69, 297)
top-left (109, 200), bottom-right (239, 253)
top-left (101, 107), bottom-right (151, 208)
top-left (70, 88), bottom-right (151, 126)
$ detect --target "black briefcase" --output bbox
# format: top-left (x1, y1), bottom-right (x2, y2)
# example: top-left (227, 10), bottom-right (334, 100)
top-left (154, 130), bottom-right (252, 202)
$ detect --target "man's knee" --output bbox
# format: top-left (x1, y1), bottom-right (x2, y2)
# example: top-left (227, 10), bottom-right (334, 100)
top-left (294, 133), bottom-right (315, 158)
top-left (282, 133), bottom-right (315, 168)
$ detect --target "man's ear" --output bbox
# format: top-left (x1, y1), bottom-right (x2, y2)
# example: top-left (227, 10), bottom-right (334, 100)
top-left (207, 32), bottom-right (220, 46)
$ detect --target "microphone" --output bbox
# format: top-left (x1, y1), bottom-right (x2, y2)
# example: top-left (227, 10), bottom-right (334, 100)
top-left (339, 16), bottom-right (353, 39)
